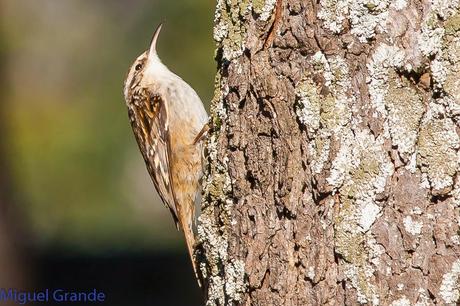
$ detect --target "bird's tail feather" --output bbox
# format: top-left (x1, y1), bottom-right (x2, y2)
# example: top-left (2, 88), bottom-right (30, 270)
top-left (178, 210), bottom-right (202, 287)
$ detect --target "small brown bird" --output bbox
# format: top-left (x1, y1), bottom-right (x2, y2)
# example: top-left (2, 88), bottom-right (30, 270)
top-left (123, 24), bottom-right (208, 279)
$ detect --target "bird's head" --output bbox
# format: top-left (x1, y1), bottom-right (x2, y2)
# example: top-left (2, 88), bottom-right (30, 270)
top-left (123, 24), bottom-right (166, 102)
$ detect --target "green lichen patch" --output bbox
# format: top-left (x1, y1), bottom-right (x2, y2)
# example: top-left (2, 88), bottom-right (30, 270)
top-left (295, 79), bottom-right (322, 135)
top-left (331, 130), bottom-right (393, 304)
top-left (320, 93), bottom-right (344, 131)
top-left (329, 130), bottom-right (393, 210)
top-left (210, 74), bottom-right (227, 130)
top-left (335, 198), bottom-right (380, 304)
top-left (294, 77), bottom-right (332, 174)
top-left (309, 133), bottom-right (332, 174)
top-left (335, 198), bottom-right (367, 262)
top-left (252, 0), bottom-right (265, 12)
top-left (310, 53), bottom-right (352, 132)
top-left (442, 82), bottom-right (460, 125)
top-left (442, 37), bottom-right (460, 112)
top-left (214, 0), bottom-right (250, 60)
top-left (385, 72), bottom-right (424, 162)
top-left (417, 118), bottom-right (460, 193)
top-left (335, 200), bottom-right (372, 303)
top-left (252, 0), bottom-right (276, 21)
top-left (343, 262), bottom-right (380, 305)
top-left (445, 13), bottom-right (460, 35)
top-left (295, 53), bottom-right (351, 175)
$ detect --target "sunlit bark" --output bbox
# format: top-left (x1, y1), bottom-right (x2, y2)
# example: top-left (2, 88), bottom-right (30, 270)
top-left (199, 1), bottom-right (460, 305)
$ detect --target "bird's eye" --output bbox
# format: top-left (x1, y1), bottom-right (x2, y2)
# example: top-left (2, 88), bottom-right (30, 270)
top-left (135, 63), bottom-right (143, 71)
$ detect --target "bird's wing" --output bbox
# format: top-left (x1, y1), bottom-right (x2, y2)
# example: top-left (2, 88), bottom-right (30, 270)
top-left (128, 90), bottom-right (179, 226)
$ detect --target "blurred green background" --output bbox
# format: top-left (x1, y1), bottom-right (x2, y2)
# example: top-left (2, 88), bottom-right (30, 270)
top-left (0, 0), bottom-right (215, 304)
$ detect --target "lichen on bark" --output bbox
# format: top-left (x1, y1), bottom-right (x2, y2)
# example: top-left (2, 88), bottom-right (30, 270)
top-left (201, 0), bottom-right (460, 305)
top-left (198, 74), bottom-right (246, 305)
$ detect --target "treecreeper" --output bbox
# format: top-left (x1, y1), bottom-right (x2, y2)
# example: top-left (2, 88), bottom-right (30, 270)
top-left (123, 24), bottom-right (208, 284)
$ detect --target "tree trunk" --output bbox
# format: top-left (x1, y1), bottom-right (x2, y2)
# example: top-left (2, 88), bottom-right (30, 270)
top-left (197, 0), bottom-right (460, 305)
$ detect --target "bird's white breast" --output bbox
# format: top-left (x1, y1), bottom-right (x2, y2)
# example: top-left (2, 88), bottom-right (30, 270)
top-left (144, 59), bottom-right (208, 142)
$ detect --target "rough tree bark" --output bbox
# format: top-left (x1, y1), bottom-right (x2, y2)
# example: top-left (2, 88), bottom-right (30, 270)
top-left (197, 0), bottom-right (460, 305)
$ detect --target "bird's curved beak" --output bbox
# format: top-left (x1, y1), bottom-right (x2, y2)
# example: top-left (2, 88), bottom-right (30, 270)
top-left (148, 23), bottom-right (163, 58)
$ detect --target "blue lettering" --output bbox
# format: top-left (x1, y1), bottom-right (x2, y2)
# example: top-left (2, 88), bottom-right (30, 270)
top-left (97, 292), bottom-right (106, 302)
top-left (36, 291), bottom-right (46, 302)
top-left (52, 289), bottom-right (106, 303)
top-left (0, 289), bottom-right (54, 304)
top-left (53, 289), bottom-right (64, 302)
top-left (0, 289), bottom-right (14, 301)
top-left (87, 290), bottom-right (97, 301)
top-left (69, 293), bottom-right (79, 302)
top-left (17, 292), bottom-right (27, 305)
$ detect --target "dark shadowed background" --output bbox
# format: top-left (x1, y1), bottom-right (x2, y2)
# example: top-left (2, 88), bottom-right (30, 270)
top-left (0, 0), bottom-right (215, 305)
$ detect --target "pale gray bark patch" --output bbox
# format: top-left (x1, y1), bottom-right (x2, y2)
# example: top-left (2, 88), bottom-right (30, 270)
top-left (199, 0), bottom-right (460, 305)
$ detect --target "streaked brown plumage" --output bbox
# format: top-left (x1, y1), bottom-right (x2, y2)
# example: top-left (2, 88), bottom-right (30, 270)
top-left (123, 24), bottom-right (208, 282)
